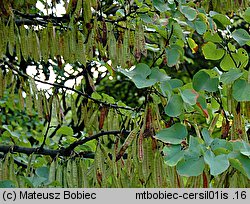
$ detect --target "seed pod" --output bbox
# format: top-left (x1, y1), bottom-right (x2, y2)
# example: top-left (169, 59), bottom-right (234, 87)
top-left (3, 152), bottom-right (11, 180)
top-left (107, 108), bottom-right (114, 131)
top-left (99, 106), bottom-right (108, 130)
top-left (71, 159), bottom-right (78, 187)
top-left (66, 159), bottom-right (73, 187)
top-left (8, 17), bottom-right (15, 56)
top-left (49, 159), bottom-right (57, 183)
top-left (108, 32), bottom-right (117, 63)
top-left (69, 26), bottom-right (77, 62)
top-left (83, 0), bottom-right (92, 24)
top-left (0, 68), bottom-right (4, 98)
top-left (116, 127), bottom-right (139, 161)
top-left (79, 159), bottom-right (88, 187)
top-left (15, 29), bottom-right (21, 62)
top-left (77, 31), bottom-right (86, 66)
top-left (20, 25), bottom-right (28, 61)
top-left (62, 163), bottom-right (68, 188)
top-left (56, 161), bottom-right (63, 186)
top-left (63, 31), bottom-right (70, 62)
top-left (71, 95), bottom-right (78, 126)
top-left (40, 27), bottom-right (49, 62)
top-left (123, 29), bottom-right (130, 67)
top-left (95, 143), bottom-right (103, 187)
top-left (27, 28), bottom-right (33, 58)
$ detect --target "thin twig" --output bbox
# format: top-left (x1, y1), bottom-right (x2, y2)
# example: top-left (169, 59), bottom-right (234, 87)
top-left (3, 60), bottom-right (139, 111)
top-left (61, 130), bottom-right (130, 155)
top-left (0, 130), bottom-right (130, 157)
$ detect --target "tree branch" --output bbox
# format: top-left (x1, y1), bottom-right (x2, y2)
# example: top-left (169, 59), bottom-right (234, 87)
top-left (61, 130), bottom-right (130, 155)
top-left (0, 130), bottom-right (130, 157)
top-left (3, 59), bottom-right (139, 111)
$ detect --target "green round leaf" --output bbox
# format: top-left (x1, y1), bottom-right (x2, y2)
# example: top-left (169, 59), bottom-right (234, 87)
top-left (220, 54), bottom-right (236, 71)
top-left (153, 0), bottom-right (170, 12)
top-left (155, 123), bottom-right (188, 144)
top-left (180, 6), bottom-right (197, 21)
top-left (220, 69), bottom-right (243, 84)
top-left (232, 79), bottom-right (250, 101)
top-left (202, 42), bottom-right (224, 60)
top-left (56, 126), bottom-right (74, 137)
top-left (212, 13), bottom-right (231, 28)
top-left (193, 70), bottom-right (219, 92)
top-left (91, 92), bottom-right (102, 100)
top-left (204, 31), bottom-right (222, 43)
top-left (150, 67), bottom-right (171, 82)
top-left (233, 48), bottom-right (249, 69)
top-left (177, 155), bottom-right (205, 177)
top-left (210, 138), bottom-right (232, 154)
top-left (232, 29), bottom-right (250, 46)
top-left (188, 136), bottom-right (205, 155)
top-left (168, 79), bottom-right (183, 89)
top-left (165, 47), bottom-right (180, 67)
top-left (139, 14), bottom-right (153, 24)
top-left (180, 89), bottom-right (198, 105)
top-left (35, 166), bottom-right (49, 178)
top-left (204, 150), bottom-right (229, 176)
top-left (118, 63), bottom-right (157, 88)
top-left (165, 94), bottom-right (184, 117)
top-left (194, 20), bottom-right (207, 35)
top-left (163, 145), bottom-right (184, 166)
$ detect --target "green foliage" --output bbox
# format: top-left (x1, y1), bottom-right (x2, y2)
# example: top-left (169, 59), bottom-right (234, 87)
top-left (0, 0), bottom-right (250, 188)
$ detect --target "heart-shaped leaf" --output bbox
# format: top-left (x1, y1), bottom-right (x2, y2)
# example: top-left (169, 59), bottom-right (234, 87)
top-left (56, 126), bottom-right (74, 136)
top-left (153, 0), bottom-right (170, 12)
top-left (163, 145), bottom-right (184, 166)
top-left (204, 31), bottom-right (222, 43)
top-left (193, 70), bottom-right (219, 92)
top-left (119, 64), bottom-right (171, 89)
top-left (232, 79), bottom-right (250, 101)
top-left (220, 69), bottom-right (243, 84)
top-left (180, 89), bottom-right (198, 105)
top-left (211, 13), bottom-right (231, 28)
top-left (150, 67), bottom-right (171, 82)
top-left (35, 167), bottom-right (49, 179)
top-left (155, 123), bottom-right (188, 144)
top-left (118, 63), bottom-right (156, 88)
top-left (232, 29), bottom-right (250, 46)
top-left (210, 138), bottom-right (232, 154)
top-left (180, 6), bottom-right (197, 21)
top-left (204, 150), bottom-right (229, 176)
top-left (165, 94), bottom-right (184, 117)
top-left (177, 155), bottom-right (205, 177)
top-left (220, 54), bottom-right (236, 71)
top-left (232, 48), bottom-right (249, 69)
top-left (194, 19), bottom-right (207, 35)
top-left (202, 42), bottom-right (224, 60)
top-left (165, 47), bottom-right (180, 67)
top-left (188, 136), bottom-right (204, 155)
top-left (168, 79), bottom-right (183, 89)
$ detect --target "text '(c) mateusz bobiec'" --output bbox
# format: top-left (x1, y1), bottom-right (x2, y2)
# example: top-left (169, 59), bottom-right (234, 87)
top-left (19, 190), bottom-right (97, 200)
